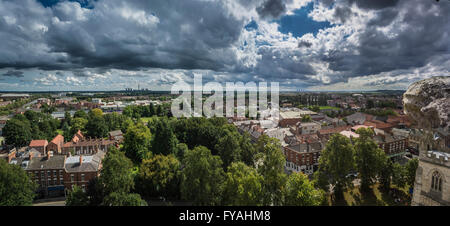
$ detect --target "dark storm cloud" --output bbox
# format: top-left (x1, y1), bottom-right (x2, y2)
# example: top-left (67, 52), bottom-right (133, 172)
top-left (333, 6), bottom-right (352, 23)
top-left (348, 0), bottom-right (399, 10)
top-left (256, 0), bottom-right (286, 19)
top-left (298, 40), bottom-right (312, 48)
top-left (254, 46), bottom-right (316, 81)
top-left (0, 0), bottom-right (244, 73)
top-left (320, 0), bottom-right (450, 80)
top-left (0, 0), bottom-right (448, 90)
top-left (367, 8), bottom-right (398, 27)
top-left (2, 70), bottom-right (24, 78)
top-left (354, 0), bottom-right (450, 76)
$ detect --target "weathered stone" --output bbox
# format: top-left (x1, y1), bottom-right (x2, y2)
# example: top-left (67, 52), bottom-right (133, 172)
top-left (404, 76), bottom-right (450, 206)
top-left (403, 76), bottom-right (450, 130)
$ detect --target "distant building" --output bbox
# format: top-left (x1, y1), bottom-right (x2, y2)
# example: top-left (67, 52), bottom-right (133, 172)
top-left (26, 153), bottom-right (66, 197)
top-left (108, 130), bottom-right (124, 142)
top-left (29, 140), bottom-right (49, 155)
top-left (48, 134), bottom-right (64, 154)
top-left (63, 151), bottom-right (105, 194)
top-left (297, 122), bottom-right (321, 135)
top-left (284, 141), bottom-right (323, 175)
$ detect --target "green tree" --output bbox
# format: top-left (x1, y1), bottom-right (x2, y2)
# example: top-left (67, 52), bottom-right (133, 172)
top-left (89, 108), bottom-right (103, 118)
top-left (123, 122), bottom-right (152, 163)
top-left (99, 147), bottom-right (135, 195)
top-left (73, 110), bottom-right (88, 119)
top-left (103, 192), bottom-right (146, 206)
top-left (256, 136), bottom-right (287, 206)
top-left (180, 146), bottom-right (224, 205)
top-left (405, 158), bottom-right (419, 188)
top-left (239, 132), bottom-right (256, 166)
top-left (104, 112), bottom-right (126, 132)
top-left (379, 156), bottom-right (393, 191)
top-left (308, 105), bottom-right (320, 112)
top-left (174, 143), bottom-right (188, 161)
top-left (65, 185), bottom-right (89, 206)
top-left (0, 159), bottom-right (36, 206)
top-left (64, 111), bottom-right (72, 126)
top-left (70, 117), bottom-right (88, 138)
top-left (151, 117), bottom-right (178, 155)
top-left (215, 129), bottom-right (242, 169)
top-left (354, 128), bottom-right (386, 192)
top-left (62, 121), bottom-right (71, 142)
top-left (392, 162), bottom-right (407, 188)
top-left (284, 172), bottom-right (324, 206)
top-left (317, 134), bottom-right (355, 197)
top-left (301, 115), bottom-right (312, 122)
top-left (222, 162), bottom-right (263, 206)
top-left (149, 103), bottom-right (156, 116)
top-left (85, 114), bottom-right (108, 138)
top-left (156, 105), bottom-right (163, 116)
top-left (3, 118), bottom-right (32, 148)
top-left (86, 177), bottom-right (104, 206)
top-left (136, 154), bottom-right (181, 199)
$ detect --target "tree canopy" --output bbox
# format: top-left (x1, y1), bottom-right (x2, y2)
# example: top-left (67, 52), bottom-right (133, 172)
top-left (0, 159), bottom-right (36, 206)
top-left (180, 146), bottom-right (225, 205)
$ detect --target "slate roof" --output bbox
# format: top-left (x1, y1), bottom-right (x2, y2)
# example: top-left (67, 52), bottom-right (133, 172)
top-left (27, 155), bottom-right (66, 170)
top-left (108, 130), bottom-right (123, 137)
top-left (64, 151), bottom-right (105, 172)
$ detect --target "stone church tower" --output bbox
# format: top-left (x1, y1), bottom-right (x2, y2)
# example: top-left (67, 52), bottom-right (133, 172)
top-left (403, 76), bottom-right (450, 206)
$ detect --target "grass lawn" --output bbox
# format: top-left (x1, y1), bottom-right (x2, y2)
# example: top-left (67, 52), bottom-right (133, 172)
top-left (327, 183), bottom-right (411, 206)
top-left (319, 106), bottom-right (341, 111)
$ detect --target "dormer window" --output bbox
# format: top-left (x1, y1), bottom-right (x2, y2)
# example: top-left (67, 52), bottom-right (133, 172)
top-left (431, 171), bottom-right (442, 192)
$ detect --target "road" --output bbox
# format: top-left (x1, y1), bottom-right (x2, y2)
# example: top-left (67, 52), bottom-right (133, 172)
top-left (32, 197), bottom-right (66, 206)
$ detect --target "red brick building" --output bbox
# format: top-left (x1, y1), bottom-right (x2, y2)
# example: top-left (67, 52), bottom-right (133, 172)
top-left (29, 140), bottom-right (48, 155)
top-left (48, 134), bottom-right (64, 154)
top-left (63, 151), bottom-right (105, 194)
top-left (284, 142), bottom-right (323, 175)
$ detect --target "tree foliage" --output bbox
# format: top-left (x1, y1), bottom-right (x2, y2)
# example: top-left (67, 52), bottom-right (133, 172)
top-left (317, 134), bottom-right (355, 196)
top-left (123, 122), bottom-right (152, 164)
top-left (3, 118), bottom-right (32, 148)
top-left (222, 162), bottom-right (263, 206)
top-left (136, 154), bottom-right (181, 199)
top-left (256, 135), bottom-right (287, 205)
top-left (0, 159), bottom-right (36, 206)
top-left (284, 172), bottom-right (324, 206)
top-left (99, 147), bottom-right (135, 195)
top-left (180, 146), bottom-right (225, 205)
top-left (65, 185), bottom-right (89, 206)
top-left (354, 128), bottom-right (386, 192)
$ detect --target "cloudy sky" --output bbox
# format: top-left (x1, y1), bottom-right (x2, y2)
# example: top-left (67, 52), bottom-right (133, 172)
top-left (0, 0), bottom-right (449, 91)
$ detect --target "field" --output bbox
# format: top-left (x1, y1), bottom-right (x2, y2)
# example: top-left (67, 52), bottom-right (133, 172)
top-left (319, 106), bottom-right (341, 111)
top-left (327, 183), bottom-right (411, 206)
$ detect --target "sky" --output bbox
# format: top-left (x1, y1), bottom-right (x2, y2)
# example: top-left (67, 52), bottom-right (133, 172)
top-left (0, 0), bottom-right (449, 91)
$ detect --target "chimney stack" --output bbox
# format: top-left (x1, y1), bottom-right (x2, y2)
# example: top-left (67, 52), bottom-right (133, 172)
top-left (79, 155), bottom-right (83, 165)
top-left (47, 151), bottom-right (52, 160)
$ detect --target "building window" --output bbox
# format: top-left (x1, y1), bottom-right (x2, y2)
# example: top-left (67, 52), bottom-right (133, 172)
top-left (81, 174), bottom-right (85, 182)
top-left (53, 170), bottom-right (57, 177)
top-left (431, 171), bottom-right (442, 192)
top-left (47, 171), bottom-right (51, 177)
top-left (71, 174), bottom-right (74, 182)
